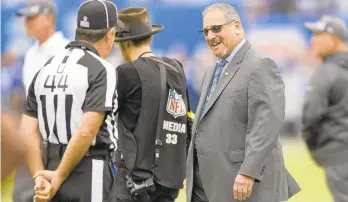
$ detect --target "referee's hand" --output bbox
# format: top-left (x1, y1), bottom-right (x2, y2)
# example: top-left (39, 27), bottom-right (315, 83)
top-left (33, 170), bottom-right (65, 201)
top-left (33, 175), bottom-right (52, 202)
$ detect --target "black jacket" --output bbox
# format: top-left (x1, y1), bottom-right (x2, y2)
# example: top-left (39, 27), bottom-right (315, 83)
top-left (115, 57), bottom-right (189, 189)
top-left (302, 52), bottom-right (348, 166)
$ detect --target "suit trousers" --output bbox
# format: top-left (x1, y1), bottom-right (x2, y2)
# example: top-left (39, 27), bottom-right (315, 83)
top-left (192, 148), bottom-right (209, 202)
top-left (325, 163), bottom-right (348, 202)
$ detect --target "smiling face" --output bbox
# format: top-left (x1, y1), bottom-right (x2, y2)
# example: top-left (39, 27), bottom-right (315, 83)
top-left (203, 10), bottom-right (243, 59)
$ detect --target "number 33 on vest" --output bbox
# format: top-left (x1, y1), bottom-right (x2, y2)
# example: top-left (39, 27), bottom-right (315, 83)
top-left (166, 133), bottom-right (177, 145)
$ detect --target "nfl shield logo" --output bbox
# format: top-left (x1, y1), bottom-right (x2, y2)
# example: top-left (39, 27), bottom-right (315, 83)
top-left (166, 89), bottom-right (187, 118)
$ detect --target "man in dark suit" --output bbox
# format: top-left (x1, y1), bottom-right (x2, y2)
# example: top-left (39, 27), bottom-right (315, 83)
top-left (185, 3), bottom-right (301, 202)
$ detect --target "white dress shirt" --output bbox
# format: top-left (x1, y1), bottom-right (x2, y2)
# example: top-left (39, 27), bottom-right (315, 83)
top-left (218, 38), bottom-right (246, 78)
top-left (22, 31), bottom-right (70, 95)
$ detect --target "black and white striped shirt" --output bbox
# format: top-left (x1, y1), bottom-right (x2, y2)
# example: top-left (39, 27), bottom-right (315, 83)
top-left (24, 41), bottom-right (118, 150)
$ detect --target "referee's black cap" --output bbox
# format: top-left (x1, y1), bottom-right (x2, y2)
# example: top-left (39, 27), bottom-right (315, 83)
top-left (16, 0), bottom-right (56, 18)
top-left (77, 0), bottom-right (124, 30)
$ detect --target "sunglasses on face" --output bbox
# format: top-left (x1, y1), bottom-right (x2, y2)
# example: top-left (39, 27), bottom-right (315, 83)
top-left (199, 20), bottom-right (234, 36)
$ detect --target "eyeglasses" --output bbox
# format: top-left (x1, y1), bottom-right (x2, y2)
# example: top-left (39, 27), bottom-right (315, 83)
top-left (199, 20), bottom-right (234, 36)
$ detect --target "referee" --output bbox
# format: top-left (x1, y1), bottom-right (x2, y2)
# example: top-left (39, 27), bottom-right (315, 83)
top-left (20, 1), bottom-right (123, 201)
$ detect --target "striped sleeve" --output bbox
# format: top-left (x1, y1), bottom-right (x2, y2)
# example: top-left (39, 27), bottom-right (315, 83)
top-left (23, 70), bottom-right (41, 118)
top-left (83, 68), bottom-right (116, 112)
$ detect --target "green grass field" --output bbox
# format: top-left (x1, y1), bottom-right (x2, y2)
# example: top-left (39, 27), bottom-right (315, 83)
top-left (1, 138), bottom-right (333, 202)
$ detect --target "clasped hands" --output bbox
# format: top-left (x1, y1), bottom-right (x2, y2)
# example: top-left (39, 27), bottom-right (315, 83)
top-left (32, 170), bottom-right (66, 202)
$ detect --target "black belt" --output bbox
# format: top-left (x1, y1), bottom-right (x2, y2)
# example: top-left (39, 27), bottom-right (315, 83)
top-left (43, 142), bottom-right (110, 161)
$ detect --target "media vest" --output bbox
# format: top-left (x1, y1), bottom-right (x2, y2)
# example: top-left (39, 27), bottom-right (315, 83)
top-left (116, 57), bottom-right (189, 189)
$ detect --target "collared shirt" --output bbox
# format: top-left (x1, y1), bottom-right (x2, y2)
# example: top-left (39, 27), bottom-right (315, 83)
top-left (22, 31), bottom-right (70, 95)
top-left (218, 38), bottom-right (246, 79)
top-left (195, 39), bottom-right (247, 148)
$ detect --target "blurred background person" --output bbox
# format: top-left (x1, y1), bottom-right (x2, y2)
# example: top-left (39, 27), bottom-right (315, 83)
top-left (16, 0), bottom-right (70, 95)
top-left (302, 15), bottom-right (348, 202)
top-left (13, 0), bottom-right (70, 201)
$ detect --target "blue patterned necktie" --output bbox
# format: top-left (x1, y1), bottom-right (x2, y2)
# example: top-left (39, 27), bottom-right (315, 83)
top-left (200, 59), bottom-right (228, 120)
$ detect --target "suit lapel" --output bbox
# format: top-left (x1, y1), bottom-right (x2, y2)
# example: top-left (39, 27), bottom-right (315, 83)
top-left (201, 41), bottom-right (251, 119)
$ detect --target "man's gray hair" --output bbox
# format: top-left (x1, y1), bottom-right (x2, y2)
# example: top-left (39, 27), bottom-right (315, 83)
top-left (203, 3), bottom-right (240, 22)
top-left (75, 26), bottom-right (117, 43)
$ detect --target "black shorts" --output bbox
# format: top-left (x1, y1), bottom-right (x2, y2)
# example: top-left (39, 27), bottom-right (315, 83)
top-left (47, 156), bottom-right (116, 202)
top-left (115, 168), bottom-right (179, 202)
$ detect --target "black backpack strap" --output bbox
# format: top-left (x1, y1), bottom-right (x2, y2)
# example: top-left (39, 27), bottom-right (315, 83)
top-left (149, 57), bottom-right (179, 73)
top-left (148, 57), bottom-right (168, 170)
